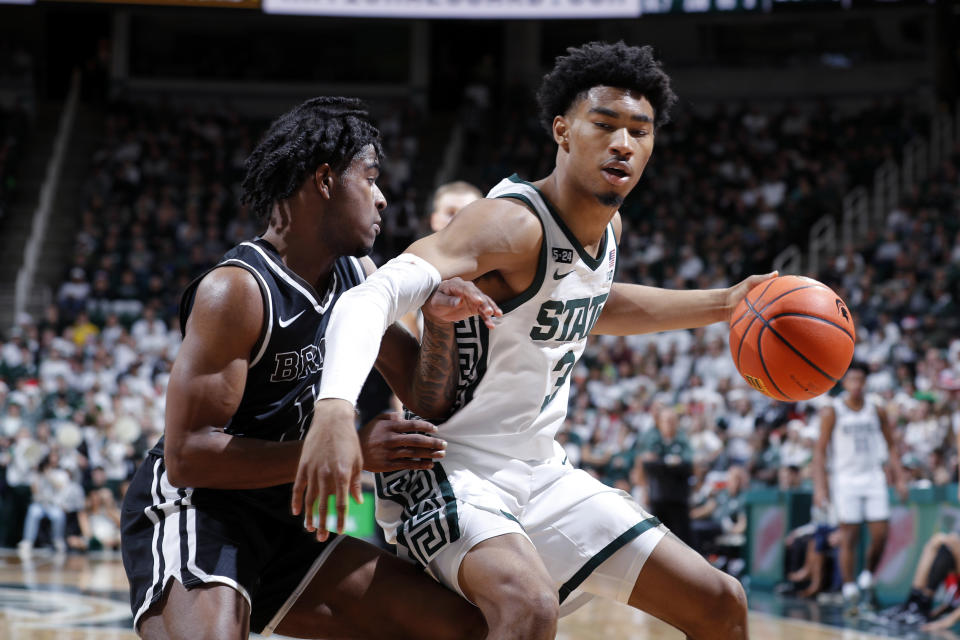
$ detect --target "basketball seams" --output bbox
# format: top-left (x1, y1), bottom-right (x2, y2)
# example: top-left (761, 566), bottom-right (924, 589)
top-left (735, 284), bottom-right (820, 373)
top-left (752, 313), bottom-right (791, 401)
top-left (756, 325), bottom-right (792, 400)
top-left (730, 277), bottom-right (779, 330)
top-left (767, 313), bottom-right (854, 343)
top-left (749, 299), bottom-right (841, 385)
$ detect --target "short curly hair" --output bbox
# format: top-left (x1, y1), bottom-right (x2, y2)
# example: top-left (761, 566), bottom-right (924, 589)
top-left (241, 96), bottom-right (384, 223)
top-left (536, 41), bottom-right (678, 135)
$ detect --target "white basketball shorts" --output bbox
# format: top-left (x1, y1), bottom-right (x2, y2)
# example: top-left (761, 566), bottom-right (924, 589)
top-left (831, 473), bottom-right (890, 524)
top-left (375, 448), bottom-right (667, 615)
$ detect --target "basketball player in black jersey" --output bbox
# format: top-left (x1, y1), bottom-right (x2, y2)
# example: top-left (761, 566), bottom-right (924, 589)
top-left (121, 98), bottom-right (496, 639)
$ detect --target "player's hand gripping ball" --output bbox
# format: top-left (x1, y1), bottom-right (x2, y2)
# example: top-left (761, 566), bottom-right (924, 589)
top-left (729, 275), bottom-right (855, 402)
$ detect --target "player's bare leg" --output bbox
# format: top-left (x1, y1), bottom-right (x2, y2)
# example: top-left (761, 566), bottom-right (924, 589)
top-left (837, 523), bottom-right (860, 586)
top-left (276, 536), bottom-right (486, 640)
top-left (139, 581), bottom-right (250, 640)
top-left (456, 533), bottom-right (558, 640)
top-left (627, 534), bottom-right (748, 639)
top-left (865, 519), bottom-right (889, 574)
top-left (911, 533), bottom-right (960, 590)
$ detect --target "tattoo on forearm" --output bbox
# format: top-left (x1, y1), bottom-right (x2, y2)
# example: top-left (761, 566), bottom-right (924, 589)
top-left (411, 319), bottom-right (458, 420)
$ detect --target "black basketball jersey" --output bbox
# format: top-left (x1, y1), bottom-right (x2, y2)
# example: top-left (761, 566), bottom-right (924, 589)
top-left (151, 237), bottom-right (367, 455)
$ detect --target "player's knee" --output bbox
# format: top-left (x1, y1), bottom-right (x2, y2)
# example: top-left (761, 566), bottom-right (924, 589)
top-left (488, 578), bottom-right (558, 637)
top-left (689, 571), bottom-right (747, 639)
top-left (714, 574), bottom-right (748, 636)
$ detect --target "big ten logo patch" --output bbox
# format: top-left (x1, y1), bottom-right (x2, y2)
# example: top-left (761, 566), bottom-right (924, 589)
top-left (270, 339), bottom-right (325, 382)
top-left (552, 248), bottom-right (574, 264)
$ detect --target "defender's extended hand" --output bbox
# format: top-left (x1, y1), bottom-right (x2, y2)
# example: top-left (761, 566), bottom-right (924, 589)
top-left (360, 412), bottom-right (446, 473)
top-left (423, 277), bottom-right (502, 329)
top-left (724, 272), bottom-right (778, 322)
top-left (291, 399), bottom-right (363, 542)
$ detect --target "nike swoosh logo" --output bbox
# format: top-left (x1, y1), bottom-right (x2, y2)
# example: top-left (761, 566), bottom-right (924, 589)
top-left (277, 310), bottom-right (305, 328)
top-left (553, 268), bottom-right (574, 280)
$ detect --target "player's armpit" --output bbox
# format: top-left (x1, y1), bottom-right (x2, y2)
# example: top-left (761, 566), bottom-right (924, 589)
top-left (164, 267), bottom-right (302, 490)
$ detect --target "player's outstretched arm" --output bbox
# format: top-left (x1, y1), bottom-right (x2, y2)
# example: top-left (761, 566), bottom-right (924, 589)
top-left (292, 200), bottom-right (537, 540)
top-left (591, 272), bottom-right (777, 336)
top-left (164, 267), bottom-right (304, 489)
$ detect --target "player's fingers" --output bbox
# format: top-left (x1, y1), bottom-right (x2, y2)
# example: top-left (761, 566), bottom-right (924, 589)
top-left (393, 433), bottom-right (446, 450)
top-left (291, 470), bottom-right (305, 516)
top-left (390, 447), bottom-right (446, 460)
top-left (304, 476), bottom-right (320, 533)
top-left (350, 471), bottom-right (363, 506)
top-left (469, 292), bottom-right (502, 317)
top-left (335, 472), bottom-right (349, 536)
top-left (393, 419), bottom-right (438, 434)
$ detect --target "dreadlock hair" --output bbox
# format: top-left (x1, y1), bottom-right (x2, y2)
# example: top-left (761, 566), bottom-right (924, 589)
top-left (241, 96), bottom-right (384, 223)
top-left (536, 41), bottom-right (678, 135)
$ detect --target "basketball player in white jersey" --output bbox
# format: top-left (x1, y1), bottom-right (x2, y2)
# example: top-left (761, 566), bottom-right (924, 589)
top-left (812, 362), bottom-right (908, 608)
top-left (294, 43), bottom-right (776, 639)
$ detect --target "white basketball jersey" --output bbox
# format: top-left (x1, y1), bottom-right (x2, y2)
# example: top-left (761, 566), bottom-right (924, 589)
top-left (828, 394), bottom-right (886, 480)
top-left (438, 175), bottom-right (617, 461)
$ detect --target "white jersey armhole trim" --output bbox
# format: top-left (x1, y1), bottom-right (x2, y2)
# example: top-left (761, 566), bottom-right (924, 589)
top-left (220, 258), bottom-right (273, 368)
top-left (349, 256), bottom-right (367, 283)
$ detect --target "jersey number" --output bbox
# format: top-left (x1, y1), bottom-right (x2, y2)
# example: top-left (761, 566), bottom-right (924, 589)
top-left (541, 351), bottom-right (576, 411)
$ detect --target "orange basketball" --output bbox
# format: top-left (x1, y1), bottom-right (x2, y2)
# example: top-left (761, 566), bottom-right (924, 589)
top-left (729, 275), bottom-right (856, 402)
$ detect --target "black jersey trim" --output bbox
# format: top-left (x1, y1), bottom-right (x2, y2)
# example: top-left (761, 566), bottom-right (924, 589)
top-left (506, 174), bottom-right (608, 271)
top-left (491, 193), bottom-right (548, 315)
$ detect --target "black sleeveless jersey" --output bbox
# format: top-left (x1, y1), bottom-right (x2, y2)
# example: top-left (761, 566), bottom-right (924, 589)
top-left (151, 237), bottom-right (367, 455)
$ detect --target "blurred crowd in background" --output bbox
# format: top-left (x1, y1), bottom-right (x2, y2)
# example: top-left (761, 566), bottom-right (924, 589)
top-left (0, 87), bottom-right (957, 567)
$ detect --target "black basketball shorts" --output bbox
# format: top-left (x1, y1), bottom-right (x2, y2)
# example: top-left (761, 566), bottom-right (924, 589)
top-left (121, 452), bottom-right (341, 635)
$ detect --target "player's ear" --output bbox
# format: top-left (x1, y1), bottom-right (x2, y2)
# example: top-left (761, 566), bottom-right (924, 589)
top-left (313, 164), bottom-right (334, 199)
top-left (553, 116), bottom-right (570, 152)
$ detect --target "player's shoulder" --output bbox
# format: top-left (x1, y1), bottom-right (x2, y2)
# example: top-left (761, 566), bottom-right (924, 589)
top-left (446, 196), bottom-right (544, 250)
top-left (188, 266), bottom-right (264, 336)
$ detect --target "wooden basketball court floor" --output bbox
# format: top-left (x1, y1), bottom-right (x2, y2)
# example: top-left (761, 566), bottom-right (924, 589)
top-left (0, 549), bottom-right (949, 640)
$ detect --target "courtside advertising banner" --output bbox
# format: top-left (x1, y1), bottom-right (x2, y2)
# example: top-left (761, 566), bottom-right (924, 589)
top-left (262, 0), bottom-right (641, 17)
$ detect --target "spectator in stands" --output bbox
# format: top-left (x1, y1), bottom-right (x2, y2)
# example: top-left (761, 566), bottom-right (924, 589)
top-left (57, 267), bottom-right (91, 320)
top-left (635, 406), bottom-right (693, 545)
top-left (689, 466), bottom-right (749, 560)
top-left (882, 532), bottom-right (960, 630)
top-left (18, 450), bottom-right (71, 557)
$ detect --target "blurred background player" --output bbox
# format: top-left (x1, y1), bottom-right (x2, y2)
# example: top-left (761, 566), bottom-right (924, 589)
top-left (812, 362), bottom-right (909, 610)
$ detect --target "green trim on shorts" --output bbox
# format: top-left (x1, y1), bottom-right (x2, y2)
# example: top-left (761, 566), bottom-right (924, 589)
top-left (557, 515), bottom-right (662, 604)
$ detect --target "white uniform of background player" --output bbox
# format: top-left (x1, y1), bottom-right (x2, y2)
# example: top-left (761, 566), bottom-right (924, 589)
top-left (377, 177), bottom-right (666, 615)
top-left (813, 363), bottom-right (907, 606)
